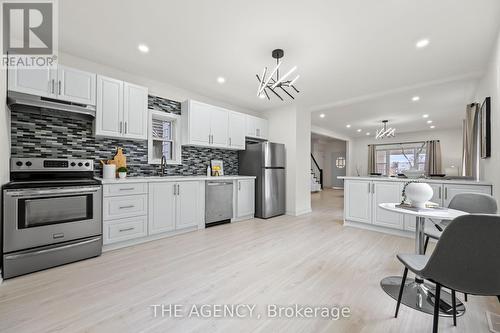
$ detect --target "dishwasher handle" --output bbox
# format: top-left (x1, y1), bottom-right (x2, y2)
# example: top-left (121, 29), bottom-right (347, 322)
top-left (207, 182), bottom-right (233, 186)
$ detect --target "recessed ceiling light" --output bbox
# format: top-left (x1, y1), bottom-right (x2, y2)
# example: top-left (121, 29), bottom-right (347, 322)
top-left (412, 96), bottom-right (420, 102)
top-left (430, 125), bottom-right (436, 129)
top-left (346, 124), bottom-right (351, 128)
top-left (319, 113), bottom-right (325, 118)
top-left (366, 132), bottom-right (370, 136)
top-left (138, 44), bottom-right (149, 53)
top-left (217, 77), bottom-right (226, 84)
top-left (422, 114), bottom-right (429, 118)
top-left (427, 120), bottom-right (433, 124)
top-left (357, 129), bottom-right (362, 132)
top-left (416, 39), bottom-right (430, 49)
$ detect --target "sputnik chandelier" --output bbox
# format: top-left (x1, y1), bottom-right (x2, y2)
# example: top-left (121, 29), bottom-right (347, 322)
top-left (375, 120), bottom-right (396, 139)
top-left (256, 49), bottom-right (300, 101)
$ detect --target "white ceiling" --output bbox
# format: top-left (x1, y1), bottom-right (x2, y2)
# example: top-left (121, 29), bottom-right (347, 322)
top-left (59, 0), bottom-right (500, 116)
top-left (311, 76), bottom-right (479, 137)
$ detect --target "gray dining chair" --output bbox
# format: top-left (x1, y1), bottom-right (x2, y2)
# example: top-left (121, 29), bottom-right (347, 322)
top-left (395, 214), bottom-right (500, 333)
top-left (424, 192), bottom-right (498, 252)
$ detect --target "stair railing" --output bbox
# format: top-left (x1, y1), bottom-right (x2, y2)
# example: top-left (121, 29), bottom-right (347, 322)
top-left (311, 154), bottom-right (324, 189)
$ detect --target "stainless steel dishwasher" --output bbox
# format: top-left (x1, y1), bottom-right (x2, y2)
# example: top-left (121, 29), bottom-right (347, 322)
top-left (205, 181), bottom-right (233, 227)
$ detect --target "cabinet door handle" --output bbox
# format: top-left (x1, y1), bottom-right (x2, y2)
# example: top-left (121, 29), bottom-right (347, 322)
top-left (438, 187), bottom-right (442, 199)
top-left (58, 80), bottom-right (61, 95)
top-left (238, 182), bottom-right (241, 191)
top-left (229, 137), bottom-right (231, 146)
top-left (124, 122), bottom-right (127, 134)
top-left (368, 183), bottom-right (371, 193)
top-left (119, 121), bottom-right (123, 134)
top-left (444, 187), bottom-right (448, 200)
top-left (177, 184), bottom-right (180, 196)
top-left (256, 128), bottom-right (260, 137)
top-left (372, 183), bottom-right (375, 194)
top-left (119, 205), bottom-right (135, 209)
top-left (119, 227), bottom-right (134, 232)
top-left (51, 79), bottom-right (55, 94)
top-left (173, 185), bottom-right (177, 196)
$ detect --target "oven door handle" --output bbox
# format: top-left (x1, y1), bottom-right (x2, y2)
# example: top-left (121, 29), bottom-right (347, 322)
top-left (5, 186), bottom-right (101, 198)
top-left (4, 237), bottom-right (102, 260)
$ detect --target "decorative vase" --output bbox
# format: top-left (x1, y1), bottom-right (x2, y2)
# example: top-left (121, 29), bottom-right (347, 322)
top-left (403, 167), bottom-right (425, 179)
top-left (118, 172), bottom-right (127, 179)
top-left (406, 182), bottom-right (433, 208)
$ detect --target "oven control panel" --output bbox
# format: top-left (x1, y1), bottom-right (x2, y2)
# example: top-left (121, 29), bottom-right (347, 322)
top-left (11, 158), bottom-right (94, 172)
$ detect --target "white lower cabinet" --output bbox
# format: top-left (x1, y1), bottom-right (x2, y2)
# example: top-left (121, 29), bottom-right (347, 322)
top-left (148, 181), bottom-right (203, 235)
top-left (235, 179), bottom-right (255, 219)
top-left (148, 182), bottom-right (176, 234)
top-left (372, 182), bottom-right (404, 229)
top-left (344, 179), bottom-right (493, 235)
top-left (344, 180), bottom-right (372, 223)
top-left (104, 216), bottom-right (148, 244)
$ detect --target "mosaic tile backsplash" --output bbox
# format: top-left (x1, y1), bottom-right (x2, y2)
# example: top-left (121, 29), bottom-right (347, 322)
top-left (10, 95), bottom-right (238, 177)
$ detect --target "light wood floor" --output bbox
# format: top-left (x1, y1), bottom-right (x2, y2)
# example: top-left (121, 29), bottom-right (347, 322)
top-left (0, 189), bottom-right (498, 332)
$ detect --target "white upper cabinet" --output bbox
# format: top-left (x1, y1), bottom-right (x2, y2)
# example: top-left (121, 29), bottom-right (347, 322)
top-left (182, 100), bottom-right (229, 148)
top-left (245, 115), bottom-right (268, 140)
top-left (57, 65), bottom-right (96, 105)
top-left (96, 76), bottom-right (124, 138)
top-left (209, 107), bottom-right (229, 148)
top-left (228, 112), bottom-right (246, 150)
top-left (8, 67), bottom-right (54, 98)
top-left (8, 65), bottom-right (96, 105)
top-left (95, 75), bottom-right (148, 140)
top-left (123, 83), bottom-right (148, 140)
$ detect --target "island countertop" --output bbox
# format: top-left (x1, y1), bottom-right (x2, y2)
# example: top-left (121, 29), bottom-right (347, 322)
top-left (338, 176), bottom-right (492, 186)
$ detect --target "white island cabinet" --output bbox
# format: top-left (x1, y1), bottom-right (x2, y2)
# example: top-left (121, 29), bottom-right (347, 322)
top-left (342, 177), bottom-right (493, 237)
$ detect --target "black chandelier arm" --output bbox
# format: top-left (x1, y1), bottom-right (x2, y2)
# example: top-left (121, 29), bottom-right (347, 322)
top-left (268, 86), bottom-right (284, 101)
top-left (290, 85), bottom-right (299, 93)
top-left (263, 88), bottom-right (270, 100)
top-left (279, 86), bottom-right (294, 99)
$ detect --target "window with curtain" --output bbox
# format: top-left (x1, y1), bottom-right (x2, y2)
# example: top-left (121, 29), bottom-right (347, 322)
top-left (375, 142), bottom-right (426, 176)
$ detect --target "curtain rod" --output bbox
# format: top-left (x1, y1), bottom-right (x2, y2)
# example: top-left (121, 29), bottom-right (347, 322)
top-left (368, 140), bottom-right (438, 147)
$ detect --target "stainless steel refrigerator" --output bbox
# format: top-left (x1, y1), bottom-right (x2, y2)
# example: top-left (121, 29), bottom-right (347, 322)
top-left (239, 142), bottom-right (286, 218)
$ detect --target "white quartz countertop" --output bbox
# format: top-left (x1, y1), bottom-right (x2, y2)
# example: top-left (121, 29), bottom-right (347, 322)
top-left (97, 175), bottom-right (256, 184)
top-left (338, 176), bottom-right (492, 186)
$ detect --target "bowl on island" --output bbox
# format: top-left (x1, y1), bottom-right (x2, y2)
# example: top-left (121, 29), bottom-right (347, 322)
top-left (403, 168), bottom-right (425, 179)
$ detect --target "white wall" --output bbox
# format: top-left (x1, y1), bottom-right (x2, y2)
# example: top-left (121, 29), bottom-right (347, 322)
top-left (59, 52), bottom-right (263, 118)
top-left (348, 128), bottom-right (463, 176)
top-left (268, 105), bottom-right (311, 216)
top-left (474, 30), bottom-right (500, 196)
top-left (311, 138), bottom-right (346, 187)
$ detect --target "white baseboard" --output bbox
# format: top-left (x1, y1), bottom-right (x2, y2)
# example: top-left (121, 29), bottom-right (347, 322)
top-left (231, 215), bottom-right (254, 223)
top-left (102, 226), bottom-right (199, 252)
top-left (286, 208), bottom-right (312, 216)
top-left (344, 220), bottom-right (415, 239)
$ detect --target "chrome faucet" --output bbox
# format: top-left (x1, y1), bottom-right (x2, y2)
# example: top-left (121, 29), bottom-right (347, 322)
top-left (159, 155), bottom-right (167, 176)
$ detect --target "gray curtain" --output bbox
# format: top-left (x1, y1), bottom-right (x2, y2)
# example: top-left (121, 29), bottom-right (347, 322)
top-left (367, 144), bottom-right (376, 174)
top-left (462, 103), bottom-right (480, 179)
top-left (425, 140), bottom-right (442, 175)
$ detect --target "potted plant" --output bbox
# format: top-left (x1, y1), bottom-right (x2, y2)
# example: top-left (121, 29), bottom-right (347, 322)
top-left (117, 166), bottom-right (128, 179)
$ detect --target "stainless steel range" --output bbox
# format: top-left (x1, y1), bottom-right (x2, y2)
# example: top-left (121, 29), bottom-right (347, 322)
top-left (2, 158), bottom-right (102, 279)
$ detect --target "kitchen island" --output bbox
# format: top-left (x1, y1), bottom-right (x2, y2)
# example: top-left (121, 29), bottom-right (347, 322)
top-left (339, 176), bottom-right (493, 237)
top-left (97, 175), bottom-right (256, 250)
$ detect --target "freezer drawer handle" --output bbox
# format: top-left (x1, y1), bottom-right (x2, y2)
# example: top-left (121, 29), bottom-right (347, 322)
top-left (119, 205), bottom-right (135, 209)
top-left (4, 237), bottom-right (101, 260)
top-left (119, 227), bottom-right (135, 232)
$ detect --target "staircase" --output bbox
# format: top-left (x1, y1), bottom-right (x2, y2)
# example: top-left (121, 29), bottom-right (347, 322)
top-left (311, 170), bottom-right (322, 192)
top-left (311, 154), bottom-right (323, 192)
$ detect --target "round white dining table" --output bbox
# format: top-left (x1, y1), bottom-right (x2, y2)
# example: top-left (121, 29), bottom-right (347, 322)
top-left (378, 203), bottom-right (468, 317)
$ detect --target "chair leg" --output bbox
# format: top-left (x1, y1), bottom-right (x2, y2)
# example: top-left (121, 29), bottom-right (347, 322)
top-left (395, 267), bottom-right (408, 318)
top-left (497, 295), bottom-right (500, 303)
top-left (424, 236), bottom-right (430, 253)
top-left (464, 293), bottom-right (468, 302)
top-left (433, 283), bottom-right (441, 333)
top-left (451, 289), bottom-right (457, 326)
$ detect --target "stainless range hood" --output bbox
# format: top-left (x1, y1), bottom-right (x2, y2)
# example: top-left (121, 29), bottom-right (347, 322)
top-left (7, 91), bottom-right (96, 117)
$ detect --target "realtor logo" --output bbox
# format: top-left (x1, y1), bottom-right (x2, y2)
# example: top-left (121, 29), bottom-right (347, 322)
top-left (1, 0), bottom-right (58, 68)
